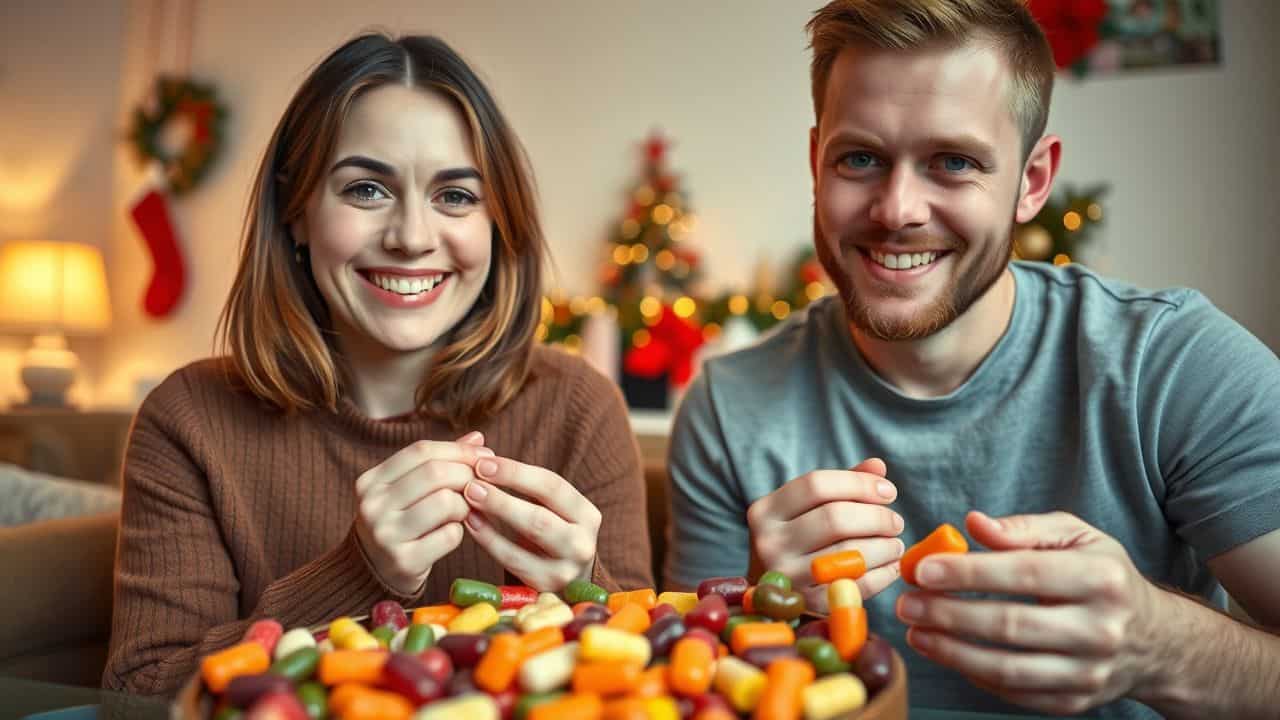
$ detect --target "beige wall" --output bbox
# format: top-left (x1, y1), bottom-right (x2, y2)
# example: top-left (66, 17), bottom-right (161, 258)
top-left (2, 0), bottom-right (1277, 407)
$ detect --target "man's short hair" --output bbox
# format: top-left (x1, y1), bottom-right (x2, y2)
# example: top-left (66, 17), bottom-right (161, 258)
top-left (807, 0), bottom-right (1056, 158)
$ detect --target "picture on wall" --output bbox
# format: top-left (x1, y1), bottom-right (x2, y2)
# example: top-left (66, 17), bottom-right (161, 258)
top-left (1088, 0), bottom-right (1221, 74)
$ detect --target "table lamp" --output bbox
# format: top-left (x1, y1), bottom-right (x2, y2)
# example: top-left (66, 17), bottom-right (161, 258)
top-left (0, 240), bottom-right (112, 407)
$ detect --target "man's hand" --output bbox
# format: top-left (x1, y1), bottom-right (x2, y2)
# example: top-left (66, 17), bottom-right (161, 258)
top-left (747, 457), bottom-right (904, 606)
top-left (896, 510), bottom-right (1168, 716)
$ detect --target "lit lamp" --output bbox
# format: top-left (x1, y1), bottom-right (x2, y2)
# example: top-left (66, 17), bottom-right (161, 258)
top-left (0, 240), bottom-right (112, 407)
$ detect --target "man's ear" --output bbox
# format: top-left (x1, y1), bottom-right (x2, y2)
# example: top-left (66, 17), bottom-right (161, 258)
top-left (1015, 134), bottom-right (1062, 224)
top-left (809, 125), bottom-right (820, 185)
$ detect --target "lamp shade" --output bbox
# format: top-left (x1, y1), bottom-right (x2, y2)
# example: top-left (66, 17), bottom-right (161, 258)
top-left (0, 240), bottom-right (112, 335)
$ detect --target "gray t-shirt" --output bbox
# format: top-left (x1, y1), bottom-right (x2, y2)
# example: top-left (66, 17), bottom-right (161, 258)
top-left (666, 261), bottom-right (1280, 718)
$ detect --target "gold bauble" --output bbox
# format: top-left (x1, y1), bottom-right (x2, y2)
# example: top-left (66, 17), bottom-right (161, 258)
top-left (1015, 223), bottom-right (1053, 260)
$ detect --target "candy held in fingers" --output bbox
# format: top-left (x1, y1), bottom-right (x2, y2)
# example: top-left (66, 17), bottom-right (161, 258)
top-left (827, 578), bottom-right (861, 610)
top-left (900, 522), bottom-right (969, 585)
top-left (810, 550), bottom-right (866, 585)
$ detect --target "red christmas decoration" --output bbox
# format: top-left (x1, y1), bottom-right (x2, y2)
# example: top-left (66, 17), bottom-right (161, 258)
top-left (644, 132), bottom-right (669, 165)
top-left (1027, 0), bottom-right (1108, 70)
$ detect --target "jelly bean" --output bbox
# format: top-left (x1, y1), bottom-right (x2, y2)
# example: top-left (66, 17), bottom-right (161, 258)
top-left (795, 619), bottom-right (829, 641)
top-left (696, 576), bottom-right (749, 605)
top-left (655, 591), bottom-right (699, 615)
top-left (810, 550), bottom-right (866, 585)
top-left (527, 692), bottom-right (603, 720)
top-left (372, 625), bottom-right (396, 648)
top-left (632, 664), bottom-right (668, 698)
top-left (742, 587), bottom-right (757, 614)
top-left (795, 637), bottom-right (851, 676)
top-left (514, 691), bottom-right (565, 720)
top-left (401, 623), bottom-right (436, 654)
top-left (372, 600), bottom-right (411, 630)
top-left (681, 626), bottom-right (720, 656)
top-left (601, 697), bottom-right (649, 720)
top-left (801, 672), bottom-right (867, 720)
top-left (753, 584), bottom-right (807, 622)
top-left (758, 570), bottom-right (793, 591)
top-left (382, 651), bottom-right (446, 705)
top-left (416, 646), bottom-right (455, 685)
top-left (572, 602), bottom-right (611, 623)
top-left (450, 602), bottom-right (501, 633)
top-left (606, 589), bottom-right (658, 613)
top-left (579, 625), bottom-right (652, 666)
top-left (244, 692), bottom-right (308, 720)
top-left (684, 593), bottom-right (729, 635)
top-left (712, 655), bottom-right (766, 713)
top-left (518, 641), bottom-right (579, 694)
top-left (295, 681), bottom-right (327, 720)
top-left (829, 606), bottom-right (867, 662)
top-left (202, 641), bottom-right (270, 694)
top-left (490, 686), bottom-right (519, 720)
top-left (243, 620), bottom-right (284, 657)
top-left (272, 627), bottom-right (316, 661)
top-left (572, 661), bottom-right (642, 695)
top-left (901, 523), bottom-right (969, 586)
top-left (225, 673), bottom-right (293, 708)
top-left (498, 584), bottom-right (539, 609)
top-left (519, 626), bottom-right (565, 659)
top-left (475, 633), bottom-right (523, 693)
top-left (668, 636), bottom-right (715, 697)
top-left (329, 617), bottom-right (379, 651)
top-left (561, 615), bottom-right (602, 643)
top-left (318, 649), bottom-right (388, 686)
top-left (269, 646), bottom-right (319, 682)
top-left (648, 603), bottom-right (679, 623)
top-left (642, 614), bottom-right (686, 658)
top-left (212, 707), bottom-right (243, 720)
top-left (645, 697), bottom-right (681, 720)
top-left (413, 605), bottom-right (462, 627)
top-left (605, 602), bottom-right (651, 634)
top-left (564, 579), bottom-right (609, 605)
top-left (486, 619), bottom-right (519, 637)
top-left (413, 693), bottom-right (500, 720)
top-left (451, 578), bottom-right (503, 607)
top-left (690, 691), bottom-right (736, 716)
top-left (754, 657), bottom-right (814, 720)
top-left (447, 669), bottom-right (478, 697)
top-left (438, 633), bottom-right (490, 668)
top-left (329, 684), bottom-right (412, 720)
top-left (827, 578), bottom-right (861, 610)
top-left (739, 644), bottom-right (799, 670)
top-left (729, 622), bottom-right (795, 656)
top-left (316, 638), bottom-right (334, 654)
top-left (851, 634), bottom-right (894, 694)
top-left (719, 613), bottom-right (765, 643)
top-left (518, 603), bottom-right (575, 633)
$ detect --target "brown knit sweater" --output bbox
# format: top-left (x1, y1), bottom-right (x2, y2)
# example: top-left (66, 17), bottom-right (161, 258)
top-left (103, 346), bottom-right (652, 695)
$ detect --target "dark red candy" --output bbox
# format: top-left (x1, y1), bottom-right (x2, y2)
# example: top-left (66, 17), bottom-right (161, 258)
top-left (739, 644), bottom-right (799, 669)
top-left (853, 633), bottom-right (895, 694)
top-left (382, 652), bottom-right (445, 705)
top-left (643, 614), bottom-right (687, 658)
top-left (574, 603), bottom-right (612, 623)
top-left (561, 615), bottom-right (603, 643)
top-left (681, 627), bottom-right (720, 656)
top-left (225, 673), bottom-right (293, 708)
top-left (795, 619), bottom-right (830, 640)
top-left (438, 633), bottom-right (490, 668)
top-left (487, 685), bottom-right (518, 720)
top-left (415, 647), bottom-right (454, 685)
top-left (691, 691), bottom-right (735, 715)
top-left (684, 593), bottom-right (729, 635)
top-left (696, 576), bottom-right (750, 604)
top-left (649, 603), bottom-right (679, 623)
top-left (371, 600), bottom-right (409, 631)
top-left (448, 668), bottom-right (478, 696)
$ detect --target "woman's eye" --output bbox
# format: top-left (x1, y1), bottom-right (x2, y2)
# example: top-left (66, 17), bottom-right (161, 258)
top-left (437, 189), bottom-right (477, 207)
top-left (345, 182), bottom-right (388, 202)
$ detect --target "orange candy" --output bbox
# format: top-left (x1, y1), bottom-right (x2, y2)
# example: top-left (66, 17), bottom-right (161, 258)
top-left (829, 606), bottom-right (868, 662)
top-left (810, 550), bottom-right (867, 585)
top-left (411, 604), bottom-right (461, 626)
top-left (901, 523), bottom-right (969, 585)
top-left (200, 641), bottom-right (269, 693)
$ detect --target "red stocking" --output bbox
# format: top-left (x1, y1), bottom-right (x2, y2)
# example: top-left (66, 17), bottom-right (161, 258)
top-left (129, 188), bottom-right (186, 318)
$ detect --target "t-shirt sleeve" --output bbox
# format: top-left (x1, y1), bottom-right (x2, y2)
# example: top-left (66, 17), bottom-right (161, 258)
top-left (1138, 293), bottom-right (1280, 559)
top-left (663, 367), bottom-right (752, 589)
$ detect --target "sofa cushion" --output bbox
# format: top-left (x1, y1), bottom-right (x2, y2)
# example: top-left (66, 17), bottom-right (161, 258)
top-left (0, 462), bottom-right (120, 527)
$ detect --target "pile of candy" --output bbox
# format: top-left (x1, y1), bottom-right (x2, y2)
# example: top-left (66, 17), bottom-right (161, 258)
top-left (197, 548), bottom-right (912, 720)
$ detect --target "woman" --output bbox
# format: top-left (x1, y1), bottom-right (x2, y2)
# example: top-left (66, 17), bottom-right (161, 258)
top-left (104, 33), bottom-right (651, 695)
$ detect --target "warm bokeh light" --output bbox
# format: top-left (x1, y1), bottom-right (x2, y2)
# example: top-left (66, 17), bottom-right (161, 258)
top-left (621, 219), bottom-right (640, 240)
top-left (805, 282), bottom-right (826, 301)
top-left (639, 296), bottom-right (662, 318)
top-left (1063, 211), bottom-right (1082, 231)
top-left (1053, 253), bottom-right (1072, 266)
top-left (673, 296), bottom-right (696, 318)
top-left (1087, 203), bottom-right (1103, 221)
top-left (629, 244), bottom-right (649, 264)
top-left (586, 296), bottom-right (605, 314)
top-left (633, 329), bottom-right (651, 347)
top-left (633, 185), bottom-right (655, 206)
top-left (569, 296), bottom-right (588, 316)
top-left (612, 244), bottom-right (631, 265)
top-left (728, 295), bottom-right (749, 315)
top-left (540, 296), bottom-right (554, 324)
top-left (771, 300), bottom-right (791, 320)
top-left (655, 249), bottom-right (676, 270)
top-left (651, 204), bottom-right (675, 225)
top-left (703, 322), bottom-right (721, 340)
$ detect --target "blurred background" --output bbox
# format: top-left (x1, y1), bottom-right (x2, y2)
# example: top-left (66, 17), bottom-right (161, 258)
top-left (1, 0), bottom-right (1277, 412)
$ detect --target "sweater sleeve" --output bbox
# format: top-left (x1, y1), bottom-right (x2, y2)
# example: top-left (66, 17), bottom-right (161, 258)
top-left (560, 363), bottom-right (653, 593)
top-left (103, 370), bottom-right (420, 696)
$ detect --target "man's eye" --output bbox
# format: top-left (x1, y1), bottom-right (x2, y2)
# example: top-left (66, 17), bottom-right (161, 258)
top-left (842, 151), bottom-right (878, 169)
top-left (345, 182), bottom-right (388, 202)
top-left (941, 156), bottom-right (974, 173)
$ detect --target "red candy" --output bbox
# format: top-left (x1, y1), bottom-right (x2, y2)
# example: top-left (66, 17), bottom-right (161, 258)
top-left (499, 585), bottom-right (539, 610)
top-left (415, 647), bottom-right (454, 685)
top-left (382, 652), bottom-right (446, 705)
top-left (696, 576), bottom-right (749, 605)
top-left (243, 619), bottom-right (283, 657)
top-left (684, 594), bottom-right (729, 635)
top-left (244, 691), bottom-right (309, 720)
top-left (371, 600), bottom-right (410, 631)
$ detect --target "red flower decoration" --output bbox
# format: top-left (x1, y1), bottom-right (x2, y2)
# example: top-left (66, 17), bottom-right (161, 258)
top-left (1027, 0), bottom-right (1108, 70)
top-left (624, 338), bottom-right (672, 379)
top-left (650, 307), bottom-right (704, 387)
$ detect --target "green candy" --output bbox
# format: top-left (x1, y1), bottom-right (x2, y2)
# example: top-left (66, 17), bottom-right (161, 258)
top-left (753, 583), bottom-right (807, 621)
top-left (797, 636), bottom-right (852, 676)
top-left (564, 578), bottom-right (609, 605)
top-left (401, 623), bottom-right (435, 653)
top-left (450, 578), bottom-right (502, 607)
top-left (297, 681), bottom-right (329, 719)
top-left (758, 570), bottom-right (793, 591)
top-left (514, 691), bottom-right (566, 720)
top-left (721, 613), bottom-right (767, 642)
top-left (269, 646), bottom-right (319, 682)
top-left (212, 708), bottom-right (242, 720)
top-left (371, 624), bottom-right (396, 648)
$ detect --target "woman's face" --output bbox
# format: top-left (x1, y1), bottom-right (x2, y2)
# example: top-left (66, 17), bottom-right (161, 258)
top-left (294, 84), bottom-right (492, 360)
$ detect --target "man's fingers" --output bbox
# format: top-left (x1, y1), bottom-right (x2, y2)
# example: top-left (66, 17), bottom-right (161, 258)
top-left (896, 592), bottom-right (1108, 654)
top-left (850, 457), bottom-right (887, 477)
top-left (787, 501), bottom-right (904, 553)
top-left (752, 469), bottom-right (898, 526)
top-left (914, 548), bottom-right (1122, 601)
top-left (966, 510), bottom-right (1095, 552)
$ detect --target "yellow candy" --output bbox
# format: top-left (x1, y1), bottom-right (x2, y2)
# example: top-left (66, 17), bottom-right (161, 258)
top-left (714, 655), bottom-right (767, 713)
top-left (412, 693), bottom-right (499, 720)
top-left (518, 641), bottom-right (579, 694)
top-left (329, 616), bottom-right (378, 650)
top-left (448, 602), bottom-right (500, 634)
top-left (828, 578), bottom-right (862, 610)
top-left (802, 672), bottom-right (867, 720)
top-left (644, 696), bottom-right (680, 720)
top-left (518, 603), bottom-right (574, 633)
top-left (579, 625), bottom-right (651, 666)
top-left (655, 591), bottom-right (699, 615)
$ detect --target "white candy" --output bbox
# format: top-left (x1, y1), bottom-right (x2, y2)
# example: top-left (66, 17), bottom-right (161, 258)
top-left (273, 627), bottom-right (317, 661)
top-left (518, 641), bottom-right (579, 694)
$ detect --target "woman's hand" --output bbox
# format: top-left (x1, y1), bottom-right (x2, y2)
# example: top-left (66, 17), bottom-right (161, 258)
top-left (353, 432), bottom-right (491, 596)
top-left (461, 456), bottom-right (603, 591)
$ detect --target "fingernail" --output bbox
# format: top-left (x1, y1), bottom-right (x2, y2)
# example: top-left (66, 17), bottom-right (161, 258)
top-left (477, 459), bottom-right (497, 477)
top-left (893, 513), bottom-right (904, 532)
top-left (461, 431), bottom-right (483, 444)
top-left (898, 596), bottom-right (922, 622)
top-left (877, 480), bottom-right (896, 499)
top-left (910, 629), bottom-right (934, 650)
top-left (895, 538), bottom-right (906, 556)
top-left (465, 481), bottom-right (488, 502)
top-left (476, 447), bottom-right (495, 457)
top-left (465, 512), bottom-right (485, 531)
top-left (918, 561), bottom-right (945, 585)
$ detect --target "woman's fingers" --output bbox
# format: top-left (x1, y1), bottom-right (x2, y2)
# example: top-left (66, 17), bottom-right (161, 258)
top-left (464, 511), bottom-right (580, 590)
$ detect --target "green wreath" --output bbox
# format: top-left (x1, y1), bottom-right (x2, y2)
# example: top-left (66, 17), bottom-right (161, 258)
top-left (128, 75), bottom-right (228, 195)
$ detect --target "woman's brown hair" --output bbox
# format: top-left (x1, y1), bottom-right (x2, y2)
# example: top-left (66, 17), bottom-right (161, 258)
top-left (217, 33), bottom-right (544, 429)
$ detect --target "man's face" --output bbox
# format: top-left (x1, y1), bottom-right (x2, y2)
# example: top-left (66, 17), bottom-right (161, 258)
top-left (811, 43), bottom-right (1026, 341)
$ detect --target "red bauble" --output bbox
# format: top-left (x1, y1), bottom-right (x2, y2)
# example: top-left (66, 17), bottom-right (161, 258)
top-left (1027, 0), bottom-right (1108, 70)
top-left (800, 260), bottom-right (825, 284)
top-left (624, 338), bottom-right (672, 379)
top-left (644, 132), bottom-right (669, 164)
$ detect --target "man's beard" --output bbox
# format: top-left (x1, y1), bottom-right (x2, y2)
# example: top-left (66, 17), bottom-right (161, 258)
top-left (814, 215), bottom-right (1013, 342)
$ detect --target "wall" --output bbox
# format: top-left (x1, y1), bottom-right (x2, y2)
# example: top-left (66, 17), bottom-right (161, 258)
top-left (2, 1), bottom-right (1277, 407)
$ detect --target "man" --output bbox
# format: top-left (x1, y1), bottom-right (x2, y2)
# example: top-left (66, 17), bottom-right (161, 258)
top-left (664, 1), bottom-right (1280, 717)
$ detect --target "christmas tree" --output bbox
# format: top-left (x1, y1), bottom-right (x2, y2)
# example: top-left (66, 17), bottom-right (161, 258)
top-left (1013, 183), bottom-right (1109, 265)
